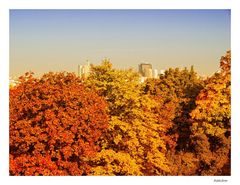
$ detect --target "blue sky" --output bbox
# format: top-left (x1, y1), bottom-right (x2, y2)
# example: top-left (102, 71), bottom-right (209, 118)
top-left (10, 9), bottom-right (230, 77)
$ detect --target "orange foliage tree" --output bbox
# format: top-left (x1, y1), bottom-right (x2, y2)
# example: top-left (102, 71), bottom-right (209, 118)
top-left (190, 50), bottom-right (231, 175)
top-left (10, 72), bottom-right (109, 175)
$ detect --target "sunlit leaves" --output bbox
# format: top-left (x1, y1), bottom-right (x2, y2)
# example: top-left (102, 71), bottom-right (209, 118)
top-left (9, 51), bottom-right (230, 176)
top-left (190, 51), bottom-right (231, 175)
top-left (10, 72), bottom-right (109, 175)
top-left (85, 60), bottom-right (170, 175)
top-left (89, 150), bottom-right (142, 176)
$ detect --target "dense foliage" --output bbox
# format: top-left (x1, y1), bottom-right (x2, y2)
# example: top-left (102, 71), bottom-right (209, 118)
top-left (190, 50), bottom-right (231, 175)
top-left (10, 51), bottom-right (231, 176)
top-left (10, 72), bottom-right (109, 175)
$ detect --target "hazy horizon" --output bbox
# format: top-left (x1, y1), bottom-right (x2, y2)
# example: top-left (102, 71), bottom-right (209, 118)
top-left (10, 9), bottom-right (230, 78)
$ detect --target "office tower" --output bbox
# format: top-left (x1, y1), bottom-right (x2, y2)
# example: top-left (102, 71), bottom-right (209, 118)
top-left (78, 60), bottom-right (91, 78)
top-left (138, 63), bottom-right (153, 78)
top-left (153, 69), bottom-right (158, 78)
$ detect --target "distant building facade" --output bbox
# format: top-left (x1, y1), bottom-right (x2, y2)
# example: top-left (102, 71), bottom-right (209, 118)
top-left (138, 63), bottom-right (153, 78)
top-left (78, 61), bottom-right (91, 78)
top-left (138, 63), bottom-right (159, 82)
top-left (153, 69), bottom-right (158, 78)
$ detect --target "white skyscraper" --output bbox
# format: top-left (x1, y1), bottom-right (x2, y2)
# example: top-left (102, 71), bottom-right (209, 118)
top-left (78, 60), bottom-right (91, 78)
top-left (153, 69), bottom-right (158, 78)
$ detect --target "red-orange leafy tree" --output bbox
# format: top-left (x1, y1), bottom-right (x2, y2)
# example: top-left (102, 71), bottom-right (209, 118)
top-left (10, 72), bottom-right (109, 175)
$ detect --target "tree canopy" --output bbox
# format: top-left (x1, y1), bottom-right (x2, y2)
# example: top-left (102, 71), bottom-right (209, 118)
top-left (10, 72), bottom-right (109, 175)
top-left (9, 51), bottom-right (231, 176)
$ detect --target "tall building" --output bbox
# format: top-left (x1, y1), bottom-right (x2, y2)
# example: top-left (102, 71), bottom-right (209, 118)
top-left (78, 60), bottom-right (91, 78)
top-left (153, 69), bottom-right (158, 78)
top-left (138, 63), bottom-right (153, 78)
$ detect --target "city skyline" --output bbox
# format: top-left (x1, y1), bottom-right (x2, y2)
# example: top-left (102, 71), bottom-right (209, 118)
top-left (10, 9), bottom-right (230, 77)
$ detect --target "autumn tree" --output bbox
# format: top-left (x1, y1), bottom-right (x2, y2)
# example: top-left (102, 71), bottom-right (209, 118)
top-left (190, 50), bottom-right (231, 175)
top-left (85, 59), bottom-right (171, 175)
top-left (10, 72), bottom-right (109, 175)
top-left (142, 66), bottom-right (204, 175)
top-left (9, 51), bottom-right (230, 176)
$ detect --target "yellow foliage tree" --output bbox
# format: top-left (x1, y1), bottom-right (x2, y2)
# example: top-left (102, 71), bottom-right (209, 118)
top-left (85, 59), bottom-right (170, 175)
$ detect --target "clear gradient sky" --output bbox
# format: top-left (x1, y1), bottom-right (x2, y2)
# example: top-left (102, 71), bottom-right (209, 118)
top-left (10, 9), bottom-right (230, 77)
